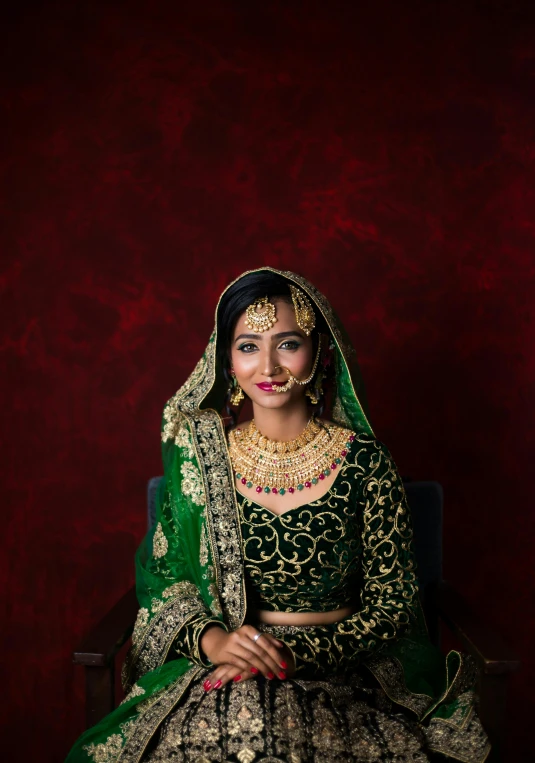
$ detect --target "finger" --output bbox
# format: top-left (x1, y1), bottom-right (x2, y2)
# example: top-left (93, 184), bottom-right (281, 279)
top-left (240, 625), bottom-right (284, 648)
top-left (238, 635), bottom-right (287, 675)
top-left (232, 641), bottom-right (281, 680)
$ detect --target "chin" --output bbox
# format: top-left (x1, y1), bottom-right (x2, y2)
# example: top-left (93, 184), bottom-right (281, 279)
top-left (247, 391), bottom-right (305, 410)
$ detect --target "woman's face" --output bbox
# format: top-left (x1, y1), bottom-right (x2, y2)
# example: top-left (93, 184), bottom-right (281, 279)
top-left (230, 298), bottom-right (315, 410)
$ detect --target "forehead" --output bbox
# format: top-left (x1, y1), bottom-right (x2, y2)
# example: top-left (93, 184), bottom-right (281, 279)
top-left (233, 298), bottom-right (299, 337)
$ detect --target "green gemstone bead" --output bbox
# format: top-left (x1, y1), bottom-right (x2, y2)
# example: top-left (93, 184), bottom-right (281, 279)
top-left (346, 441), bottom-right (351, 448)
top-left (264, 486), bottom-right (270, 493)
top-left (324, 468), bottom-right (331, 476)
top-left (246, 481), bottom-right (253, 489)
top-left (236, 473), bottom-right (242, 479)
top-left (297, 484), bottom-right (304, 491)
top-left (279, 488), bottom-right (286, 495)
top-left (312, 477), bottom-right (318, 485)
top-left (335, 457), bottom-right (341, 464)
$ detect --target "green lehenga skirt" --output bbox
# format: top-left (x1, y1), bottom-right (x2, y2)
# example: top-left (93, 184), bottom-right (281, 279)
top-left (72, 626), bottom-right (491, 763)
top-left (143, 666), bottom-right (489, 763)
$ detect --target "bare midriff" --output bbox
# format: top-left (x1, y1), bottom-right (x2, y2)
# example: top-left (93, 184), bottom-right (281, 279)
top-left (254, 604), bottom-right (355, 626)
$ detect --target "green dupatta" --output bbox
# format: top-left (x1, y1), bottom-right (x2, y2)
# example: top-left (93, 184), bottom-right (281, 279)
top-left (66, 268), bottom-right (486, 763)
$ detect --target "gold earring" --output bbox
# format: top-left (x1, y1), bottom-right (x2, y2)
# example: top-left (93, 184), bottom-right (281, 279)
top-left (230, 376), bottom-right (245, 406)
top-left (305, 386), bottom-right (319, 405)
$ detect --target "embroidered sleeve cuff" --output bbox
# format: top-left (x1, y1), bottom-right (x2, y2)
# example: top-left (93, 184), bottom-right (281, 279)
top-left (174, 614), bottom-right (229, 668)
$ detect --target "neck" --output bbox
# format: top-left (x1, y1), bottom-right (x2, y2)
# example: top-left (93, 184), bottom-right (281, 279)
top-left (251, 400), bottom-right (310, 442)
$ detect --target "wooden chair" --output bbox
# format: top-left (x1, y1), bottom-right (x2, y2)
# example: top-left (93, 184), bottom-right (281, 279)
top-left (73, 479), bottom-right (519, 761)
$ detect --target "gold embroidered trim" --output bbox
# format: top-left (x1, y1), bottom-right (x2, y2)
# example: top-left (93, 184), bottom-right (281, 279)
top-left (117, 666), bottom-right (202, 763)
top-left (124, 583), bottom-right (205, 688)
top-left (199, 524), bottom-right (209, 567)
top-left (365, 654), bottom-right (433, 717)
top-left (191, 409), bottom-right (246, 631)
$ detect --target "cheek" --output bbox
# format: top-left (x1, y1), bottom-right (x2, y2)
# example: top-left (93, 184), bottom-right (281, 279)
top-left (230, 350), bottom-right (254, 376)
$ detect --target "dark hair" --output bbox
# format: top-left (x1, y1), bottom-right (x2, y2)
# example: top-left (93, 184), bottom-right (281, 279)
top-left (217, 271), bottom-right (330, 424)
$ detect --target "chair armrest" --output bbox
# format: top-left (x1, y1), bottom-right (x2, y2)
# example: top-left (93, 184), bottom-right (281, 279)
top-left (436, 581), bottom-right (520, 675)
top-left (73, 586), bottom-right (138, 667)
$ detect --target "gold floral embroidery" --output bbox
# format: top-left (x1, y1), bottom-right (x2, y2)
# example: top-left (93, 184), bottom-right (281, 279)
top-left (162, 581), bottom-right (199, 600)
top-left (175, 424), bottom-right (194, 457)
top-left (161, 400), bottom-right (185, 445)
top-left (152, 523), bottom-right (168, 559)
top-left (180, 461), bottom-right (205, 506)
top-left (120, 683), bottom-right (146, 706)
top-left (83, 733), bottom-right (123, 762)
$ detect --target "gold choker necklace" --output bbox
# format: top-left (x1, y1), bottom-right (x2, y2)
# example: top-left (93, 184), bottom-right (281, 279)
top-left (228, 418), bottom-right (355, 497)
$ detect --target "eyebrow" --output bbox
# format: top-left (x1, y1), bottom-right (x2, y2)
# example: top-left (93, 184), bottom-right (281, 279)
top-left (234, 331), bottom-right (304, 343)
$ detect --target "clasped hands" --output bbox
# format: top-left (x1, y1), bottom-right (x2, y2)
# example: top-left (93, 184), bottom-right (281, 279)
top-left (200, 624), bottom-right (294, 691)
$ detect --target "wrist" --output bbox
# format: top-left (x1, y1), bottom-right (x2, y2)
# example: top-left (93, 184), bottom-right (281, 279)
top-left (200, 623), bottom-right (228, 662)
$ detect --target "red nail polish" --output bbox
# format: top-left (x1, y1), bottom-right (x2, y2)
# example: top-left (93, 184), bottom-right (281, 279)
top-left (233, 675), bottom-right (242, 682)
top-left (214, 679), bottom-right (222, 689)
top-left (280, 660), bottom-right (288, 669)
top-left (250, 667), bottom-right (259, 674)
top-left (267, 672), bottom-right (275, 680)
top-left (278, 671), bottom-right (286, 679)
top-left (203, 680), bottom-right (212, 691)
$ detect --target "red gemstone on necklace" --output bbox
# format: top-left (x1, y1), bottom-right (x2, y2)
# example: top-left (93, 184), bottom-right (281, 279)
top-left (331, 463), bottom-right (337, 470)
top-left (349, 435), bottom-right (355, 441)
top-left (256, 486), bottom-right (262, 493)
top-left (241, 478), bottom-right (247, 485)
top-left (288, 487), bottom-right (295, 493)
top-left (341, 450), bottom-right (347, 457)
top-left (272, 488), bottom-right (278, 494)
top-left (305, 481), bottom-right (311, 488)
top-left (319, 473), bottom-right (325, 480)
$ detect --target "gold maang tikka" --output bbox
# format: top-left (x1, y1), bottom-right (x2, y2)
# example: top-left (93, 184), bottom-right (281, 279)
top-left (245, 297), bottom-right (277, 332)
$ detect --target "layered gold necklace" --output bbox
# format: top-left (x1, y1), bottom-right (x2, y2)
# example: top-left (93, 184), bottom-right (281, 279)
top-left (228, 418), bottom-right (355, 497)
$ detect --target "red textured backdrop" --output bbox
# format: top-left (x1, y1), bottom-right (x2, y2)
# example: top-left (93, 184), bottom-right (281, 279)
top-left (2, 1), bottom-right (534, 760)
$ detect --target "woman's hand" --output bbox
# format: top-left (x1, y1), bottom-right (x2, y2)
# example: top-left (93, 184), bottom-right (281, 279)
top-left (200, 624), bottom-right (292, 680)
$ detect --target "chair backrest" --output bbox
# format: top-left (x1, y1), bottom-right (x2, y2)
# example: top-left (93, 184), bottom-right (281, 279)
top-left (146, 476), bottom-right (443, 640)
top-left (403, 480), bottom-right (443, 646)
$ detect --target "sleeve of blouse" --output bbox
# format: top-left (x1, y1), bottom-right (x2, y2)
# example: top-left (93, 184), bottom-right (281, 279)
top-left (275, 439), bottom-right (419, 679)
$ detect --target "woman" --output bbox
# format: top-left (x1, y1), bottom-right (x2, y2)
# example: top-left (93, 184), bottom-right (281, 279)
top-left (67, 268), bottom-right (490, 763)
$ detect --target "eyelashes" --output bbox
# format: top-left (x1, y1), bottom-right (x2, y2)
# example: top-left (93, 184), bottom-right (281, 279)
top-left (237, 341), bottom-right (302, 353)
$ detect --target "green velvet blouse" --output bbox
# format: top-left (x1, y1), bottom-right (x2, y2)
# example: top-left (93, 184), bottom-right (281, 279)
top-left (175, 432), bottom-right (419, 679)
top-left (237, 433), bottom-right (419, 677)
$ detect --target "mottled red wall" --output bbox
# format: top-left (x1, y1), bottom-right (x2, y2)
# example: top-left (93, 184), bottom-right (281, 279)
top-left (2, 1), bottom-right (534, 760)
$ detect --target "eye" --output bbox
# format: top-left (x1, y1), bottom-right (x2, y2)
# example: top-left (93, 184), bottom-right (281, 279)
top-left (279, 340), bottom-right (301, 351)
top-left (237, 343), bottom-right (258, 353)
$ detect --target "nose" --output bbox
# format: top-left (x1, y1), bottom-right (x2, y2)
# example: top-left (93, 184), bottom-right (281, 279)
top-left (260, 346), bottom-right (280, 378)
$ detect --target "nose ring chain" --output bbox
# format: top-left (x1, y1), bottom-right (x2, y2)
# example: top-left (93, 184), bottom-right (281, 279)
top-left (271, 336), bottom-right (323, 393)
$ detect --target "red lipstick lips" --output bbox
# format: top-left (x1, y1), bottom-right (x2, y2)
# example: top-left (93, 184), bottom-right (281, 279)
top-left (256, 381), bottom-right (286, 391)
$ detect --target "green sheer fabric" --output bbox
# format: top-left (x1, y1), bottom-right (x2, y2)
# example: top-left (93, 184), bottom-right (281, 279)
top-left (66, 268), bottom-right (489, 763)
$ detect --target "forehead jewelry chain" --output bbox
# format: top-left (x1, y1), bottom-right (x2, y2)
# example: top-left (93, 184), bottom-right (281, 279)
top-left (289, 285), bottom-right (316, 336)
